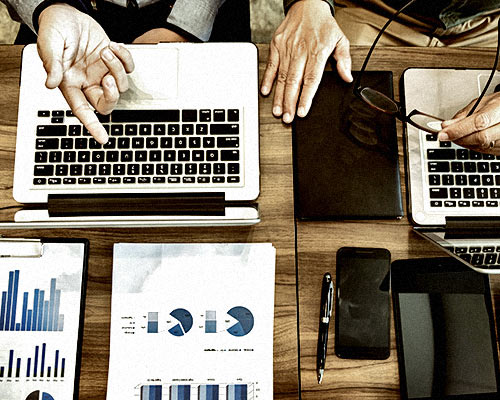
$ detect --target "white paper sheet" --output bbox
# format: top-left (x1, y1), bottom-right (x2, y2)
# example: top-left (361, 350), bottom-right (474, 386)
top-left (107, 243), bottom-right (276, 400)
top-left (0, 241), bottom-right (86, 400)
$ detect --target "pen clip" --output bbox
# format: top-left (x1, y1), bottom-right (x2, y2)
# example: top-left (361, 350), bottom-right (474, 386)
top-left (321, 273), bottom-right (334, 320)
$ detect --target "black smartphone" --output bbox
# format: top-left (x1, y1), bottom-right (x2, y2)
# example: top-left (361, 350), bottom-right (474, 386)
top-left (334, 247), bottom-right (391, 359)
top-left (392, 257), bottom-right (500, 400)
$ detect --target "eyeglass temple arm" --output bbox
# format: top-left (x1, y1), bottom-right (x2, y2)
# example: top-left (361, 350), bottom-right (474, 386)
top-left (353, 0), bottom-right (419, 90)
top-left (466, 18), bottom-right (500, 117)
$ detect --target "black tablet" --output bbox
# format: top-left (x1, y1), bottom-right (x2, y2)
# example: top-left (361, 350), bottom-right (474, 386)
top-left (391, 257), bottom-right (500, 400)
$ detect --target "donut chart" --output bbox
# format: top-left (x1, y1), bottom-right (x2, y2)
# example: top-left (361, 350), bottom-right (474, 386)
top-left (227, 306), bottom-right (254, 337)
top-left (168, 308), bottom-right (193, 336)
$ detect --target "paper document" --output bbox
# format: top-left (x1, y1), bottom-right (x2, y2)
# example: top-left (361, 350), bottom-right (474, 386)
top-left (107, 243), bottom-right (276, 400)
top-left (0, 240), bottom-right (87, 400)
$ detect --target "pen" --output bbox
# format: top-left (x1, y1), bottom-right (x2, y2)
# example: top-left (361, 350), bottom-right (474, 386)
top-left (317, 272), bottom-right (333, 384)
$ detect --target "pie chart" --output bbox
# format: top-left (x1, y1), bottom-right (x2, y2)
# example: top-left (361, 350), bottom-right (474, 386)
top-left (26, 391), bottom-right (54, 400)
top-left (168, 308), bottom-right (193, 336)
top-left (227, 306), bottom-right (254, 337)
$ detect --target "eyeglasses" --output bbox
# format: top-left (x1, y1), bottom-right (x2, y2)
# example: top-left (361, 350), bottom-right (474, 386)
top-left (353, 0), bottom-right (500, 134)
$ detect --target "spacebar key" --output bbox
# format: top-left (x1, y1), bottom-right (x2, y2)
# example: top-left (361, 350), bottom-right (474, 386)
top-left (111, 110), bottom-right (180, 123)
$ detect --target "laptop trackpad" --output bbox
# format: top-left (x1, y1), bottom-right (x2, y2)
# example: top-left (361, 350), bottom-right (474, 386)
top-left (118, 47), bottom-right (178, 105)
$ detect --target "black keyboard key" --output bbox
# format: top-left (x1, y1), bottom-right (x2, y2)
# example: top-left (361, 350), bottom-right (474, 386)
top-left (95, 112), bottom-right (110, 123)
top-left (36, 138), bottom-right (59, 150)
top-left (444, 201), bottom-right (456, 207)
top-left (458, 201), bottom-right (470, 207)
top-left (127, 164), bottom-right (140, 175)
top-left (84, 164), bottom-right (97, 175)
top-left (51, 117), bottom-right (63, 124)
top-left (139, 124), bottom-right (151, 135)
top-left (487, 200), bottom-right (499, 207)
top-left (439, 141), bottom-right (451, 148)
top-left (70, 165), bottom-right (82, 175)
top-left (161, 137), bottom-right (173, 148)
top-left (491, 162), bottom-right (500, 172)
top-left (182, 110), bottom-right (197, 122)
top-left (63, 178), bottom-right (76, 184)
top-left (168, 124), bottom-right (180, 135)
top-left (442, 175), bottom-right (453, 185)
top-left (199, 110), bottom-right (211, 122)
top-left (55, 164), bottom-right (68, 176)
top-left (456, 175), bottom-right (467, 185)
top-left (164, 150), bottom-right (175, 161)
top-left (192, 150), bottom-right (204, 161)
top-left (175, 138), bottom-right (187, 148)
top-left (454, 247), bottom-right (467, 254)
top-left (450, 188), bottom-right (461, 198)
top-left (228, 176), bottom-right (240, 183)
top-left (425, 134), bottom-right (437, 141)
top-left (132, 138), bottom-right (145, 148)
top-left (485, 253), bottom-right (498, 264)
top-left (196, 124), bottom-right (208, 135)
top-left (200, 163), bottom-right (211, 174)
top-left (198, 177), bottom-right (210, 183)
top-left (490, 188), bottom-right (500, 198)
top-left (472, 201), bottom-right (485, 207)
top-left (63, 151), bottom-right (76, 163)
top-left (75, 138), bottom-right (88, 149)
top-left (142, 164), bottom-right (154, 175)
top-left (464, 162), bottom-right (476, 173)
top-left (178, 150), bottom-right (190, 161)
top-left (33, 178), bottom-right (46, 185)
top-left (78, 177), bottom-right (91, 184)
top-left (52, 110), bottom-right (64, 117)
top-left (113, 164), bottom-right (125, 175)
top-left (478, 162), bottom-right (489, 173)
top-left (38, 111), bottom-right (50, 117)
top-left (469, 175), bottom-right (480, 185)
top-left (156, 164), bottom-right (168, 175)
top-left (89, 139), bottom-right (102, 149)
top-left (48, 178), bottom-right (61, 184)
top-left (112, 109), bottom-right (180, 123)
top-left (34, 165), bottom-right (54, 176)
top-left (213, 109), bottom-right (225, 121)
top-left (459, 254), bottom-right (472, 262)
top-left (138, 177), bottom-right (151, 184)
top-left (212, 176), bottom-right (225, 183)
top-left (477, 188), bottom-right (488, 199)
top-left (123, 177), bottom-right (136, 184)
top-left (182, 124), bottom-right (194, 135)
top-left (429, 175), bottom-right (440, 185)
top-left (183, 177), bottom-right (195, 183)
top-left (214, 163), bottom-right (225, 174)
top-left (153, 177), bottom-right (166, 184)
top-left (61, 138), bottom-right (74, 149)
top-left (125, 125), bottom-right (138, 136)
top-left (203, 137), bottom-right (215, 148)
top-left (206, 150), bottom-right (218, 161)
top-left (168, 177), bottom-right (180, 183)
top-left (37, 125), bottom-right (67, 136)
top-left (451, 162), bottom-right (463, 173)
top-left (482, 175), bottom-right (494, 185)
top-left (108, 177), bottom-right (121, 184)
top-left (77, 151), bottom-right (90, 162)
top-left (217, 137), bottom-right (239, 148)
top-left (457, 149), bottom-right (468, 160)
top-left (99, 164), bottom-right (111, 175)
top-left (463, 188), bottom-right (475, 198)
top-left (429, 188), bottom-right (448, 199)
top-left (93, 177), bottom-right (106, 184)
top-left (35, 152), bottom-right (48, 163)
top-left (470, 151), bottom-right (482, 160)
top-left (210, 124), bottom-right (239, 135)
top-left (146, 137), bottom-right (158, 148)
top-left (153, 124), bottom-right (166, 135)
top-left (66, 110), bottom-right (74, 117)
top-left (221, 150), bottom-right (239, 161)
top-left (483, 246), bottom-right (495, 253)
top-left (135, 151), bottom-right (147, 162)
top-left (121, 151), bottom-right (133, 162)
top-left (106, 151), bottom-right (119, 162)
top-left (228, 163), bottom-right (239, 174)
top-left (430, 201), bottom-right (442, 207)
top-left (92, 151), bottom-right (105, 162)
top-left (68, 125), bottom-right (81, 136)
top-left (49, 151), bottom-right (62, 163)
top-left (170, 164), bottom-right (182, 175)
top-left (150, 150), bottom-right (161, 161)
top-left (111, 125), bottom-right (123, 136)
top-left (185, 163), bottom-right (197, 175)
top-left (189, 137), bottom-right (201, 148)
top-left (103, 137), bottom-right (116, 149)
top-left (471, 254), bottom-right (485, 265)
top-left (118, 137), bottom-right (130, 149)
top-left (427, 149), bottom-right (455, 160)
top-left (469, 247), bottom-right (481, 253)
top-left (228, 109), bottom-right (239, 122)
top-left (484, 154), bottom-right (495, 160)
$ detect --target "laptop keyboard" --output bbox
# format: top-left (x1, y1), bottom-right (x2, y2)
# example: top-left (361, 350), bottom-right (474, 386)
top-left (424, 134), bottom-right (500, 209)
top-left (33, 109), bottom-right (242, 187)
top-left (444, 245), bottom-right (500, 270)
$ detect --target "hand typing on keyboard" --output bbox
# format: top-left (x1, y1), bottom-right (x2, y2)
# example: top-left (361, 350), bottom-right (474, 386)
top-left (438, 92), bottom-right (500, 155)
top-left (37, 4), bottom-right (135, 145)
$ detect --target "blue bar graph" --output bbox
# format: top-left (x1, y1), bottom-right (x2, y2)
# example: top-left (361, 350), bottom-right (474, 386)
top-left (0, 271), bottom-right (65, 332)
top-left (199, 385), bottom-right (219, 400)
top-left (141, 385), bottom-right (162, 400)
top-left (227, 384), bottom-right (247, 400)
top-left (147, 312), bottom-right (158, 333)
top-left (205, 310), bottom-right (217, 333)
top-left (170, 385), bottom-right (190, 400)
top-left (0, 343), bottom-right (64, 379)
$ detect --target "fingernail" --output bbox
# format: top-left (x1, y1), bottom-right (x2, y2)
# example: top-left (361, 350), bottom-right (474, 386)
top-left (104, 76), bottom-right (115, 89)
top-left (283, 113), bottom-right (292, 124)
top-left (109, 42), bottom-right (122, 51)
top-left (438, 132), bottom-right (449, 141)
top-left (273, 106), bottom-right (282, 116)
top-left (297, 106), bottom-right (306, 117)
top-left (261, 85), bottom-right (269, 95)
top-left (102, 48), bottom-right (114, 61)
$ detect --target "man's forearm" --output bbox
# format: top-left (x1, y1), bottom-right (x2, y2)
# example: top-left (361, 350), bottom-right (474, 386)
top-left (283, 0), bottom-right (334, 14)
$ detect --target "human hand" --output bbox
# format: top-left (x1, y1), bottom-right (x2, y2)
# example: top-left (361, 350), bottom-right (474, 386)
top-left (37, 4), bottom-right (134, 144)
top-left (260, 0), bottom-right (352, 124)
top-left (133, 28), bottom-right (189, 43)
top-left (438, 92), bottom-right (500, 155)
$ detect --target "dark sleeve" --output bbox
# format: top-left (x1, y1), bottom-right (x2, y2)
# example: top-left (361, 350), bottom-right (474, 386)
top-left (283, 0), bottom-right (334, 15)
top-left (33, 0), bottom-right (89, 32)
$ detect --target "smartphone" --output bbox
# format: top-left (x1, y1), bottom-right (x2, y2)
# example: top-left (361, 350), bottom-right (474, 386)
top-left (392, 257), bottom-right (500, 400)
top-left (334, 247), bottom-right (391, 359)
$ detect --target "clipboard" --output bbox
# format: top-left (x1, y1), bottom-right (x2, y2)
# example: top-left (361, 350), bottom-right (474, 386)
top-left (0, 238), bottom-right (89, 400)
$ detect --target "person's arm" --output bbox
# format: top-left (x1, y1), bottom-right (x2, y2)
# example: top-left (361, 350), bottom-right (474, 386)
top-left (261, 0), bottom-right (352, 124)
top-left (438, 92), bottom-right (500, 155)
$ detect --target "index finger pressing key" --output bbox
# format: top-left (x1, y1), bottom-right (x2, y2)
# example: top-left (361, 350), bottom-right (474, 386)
top-left (62, 85), bottom-right (109, 144)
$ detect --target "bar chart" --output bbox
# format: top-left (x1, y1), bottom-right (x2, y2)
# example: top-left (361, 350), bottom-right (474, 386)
top-left (0, 270), bottom-right (65, 332)
top-left (0, 343), bottom-right (66, 379)
top-left (139, 383), bottom-right (252, 400)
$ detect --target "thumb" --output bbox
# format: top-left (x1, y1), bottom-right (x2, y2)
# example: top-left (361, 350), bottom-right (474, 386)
top-left (333, 35), bottom-right (353, 83)
top-left (37, 30), bottom-right (65, 89)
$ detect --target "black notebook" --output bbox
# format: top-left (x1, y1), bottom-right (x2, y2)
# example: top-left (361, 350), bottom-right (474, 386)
top-left (293, 71), bottom-right (403, 219)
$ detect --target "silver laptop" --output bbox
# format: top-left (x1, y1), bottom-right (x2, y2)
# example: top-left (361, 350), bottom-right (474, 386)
top-left (11, 43), bottom-right (260, 227)
top-left (403, 67), bottom-right (500, 273)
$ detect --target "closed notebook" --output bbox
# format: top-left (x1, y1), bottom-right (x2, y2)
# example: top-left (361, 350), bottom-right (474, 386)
top-left (293, 70), bottom-right (403, 219)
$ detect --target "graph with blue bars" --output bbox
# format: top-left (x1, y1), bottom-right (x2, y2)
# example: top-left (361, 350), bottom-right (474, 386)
top-left (0, 270), bottom-right (65, 332)
top-left (0, 343), bottom-right (66, 379)
top-left (139, 383), bottom-right (250, 400)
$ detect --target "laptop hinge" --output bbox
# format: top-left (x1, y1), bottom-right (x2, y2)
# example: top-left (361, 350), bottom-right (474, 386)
top-left (445, 216), bottom-right (500, 239)
top-left (47, 193), bottom-right (226, 217)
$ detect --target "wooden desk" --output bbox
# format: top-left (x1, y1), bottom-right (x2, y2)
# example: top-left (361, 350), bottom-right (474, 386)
top-left (0, 44), bottom-right (299, 399)
top-left (297, 47), bottom-right (500, 399)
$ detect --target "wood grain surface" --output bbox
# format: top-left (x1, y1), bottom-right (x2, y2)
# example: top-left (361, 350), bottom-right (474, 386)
top-left (297, 46), bottom-right (500, 399)
top-left (0, 44), bottom-right (299, 399)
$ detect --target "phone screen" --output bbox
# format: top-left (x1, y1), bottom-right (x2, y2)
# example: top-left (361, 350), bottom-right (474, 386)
top-left (335, 247), bottom-right (390, 359)
top-left (392, 258), bottom-right (500, 400)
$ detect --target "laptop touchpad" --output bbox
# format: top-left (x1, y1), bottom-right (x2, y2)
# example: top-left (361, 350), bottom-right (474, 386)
top-left (118, 47), bottom-right (179, 105)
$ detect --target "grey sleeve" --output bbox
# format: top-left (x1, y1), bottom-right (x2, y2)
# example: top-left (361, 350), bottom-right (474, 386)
top-left (1, 0), bottom-right (45, 31)
top-left (166, 0), bottom-right (227, 41)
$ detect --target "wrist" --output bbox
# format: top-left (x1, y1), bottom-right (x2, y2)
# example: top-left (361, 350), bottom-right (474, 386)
top-left (284, 0), bottom-right (334, 15)
top-left (35, 0), bottom-right (87, 32)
